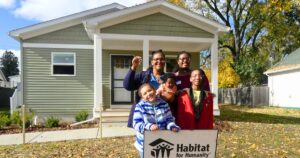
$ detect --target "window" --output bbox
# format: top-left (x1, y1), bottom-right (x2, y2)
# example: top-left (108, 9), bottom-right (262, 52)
top-left (51, 52), bottom-right (76, 76)
top-left (111, 55), bottom-right (134, 104)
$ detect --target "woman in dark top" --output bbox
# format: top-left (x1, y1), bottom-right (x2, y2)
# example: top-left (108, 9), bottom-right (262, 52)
top-left (123, 49), bottom-right (166, 128)
top-left (173, 51), bottom-right (210, 91)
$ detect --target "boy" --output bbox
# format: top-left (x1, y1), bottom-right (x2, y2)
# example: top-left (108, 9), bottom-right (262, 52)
top-left (176, 69), bottom-right (214, 129)
top-left (133, 83), bottom-right (180, 158)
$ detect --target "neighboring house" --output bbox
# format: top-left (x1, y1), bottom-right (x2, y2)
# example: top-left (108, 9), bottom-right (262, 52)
top-left (0, 68), bottom-right (9, 87)
top-left (9, 0), bottom-right (229, 119)
top-left (8, 75), bottom-right (20, 87)
top-left (265, 48), bottom-right (300, 108)
top-left (0, 69), bottom-right (6, 82)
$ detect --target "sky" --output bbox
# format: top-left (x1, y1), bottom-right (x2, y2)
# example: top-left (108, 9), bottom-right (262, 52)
top-left (0, 0), bottom-right (147, 59)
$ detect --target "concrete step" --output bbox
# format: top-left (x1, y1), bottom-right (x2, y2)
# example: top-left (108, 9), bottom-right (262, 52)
top-left (104, 108), bottom-right (131, 112)
top-left (101, 111), bottom-right (129, 117)
top-left (101, 116), bottom-right (128, 123)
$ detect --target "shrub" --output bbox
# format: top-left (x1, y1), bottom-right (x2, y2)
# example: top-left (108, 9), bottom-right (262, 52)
top-left (45, 116), bottom-right (60, 128)
top-left (0, 113), bottom-right (11, 128)
top-left (11, 110), bottom-right (34, 128)
top-left (75, 110), bottom-right (89, 122)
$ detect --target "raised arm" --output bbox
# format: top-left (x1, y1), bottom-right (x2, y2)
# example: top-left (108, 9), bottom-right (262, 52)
top-left (123, 56), bottom-right (143, 91)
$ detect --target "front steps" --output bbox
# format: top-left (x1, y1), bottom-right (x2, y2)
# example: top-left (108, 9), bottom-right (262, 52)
top-left (99, 108), bottom-right (130, 123)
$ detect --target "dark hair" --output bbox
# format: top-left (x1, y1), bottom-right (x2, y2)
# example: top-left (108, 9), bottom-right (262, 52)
top-left (176, 51), bottom-right (191, 60)
top-left (173, 51), bottom-right (192, 72)
top-left (160, 73), bottom-right (175, 83)
top-left (151, 49), bottom-right (165, 60)
top-left (191, 68), bottom-right (210, 91)
top-left (137, 83), bottom-right (155, 97)
top-left (190, 68), bottom-right (209, 118)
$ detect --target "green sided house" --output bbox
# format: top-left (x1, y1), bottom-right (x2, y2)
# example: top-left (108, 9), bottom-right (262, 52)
top-left (9, 0), bottom-right (229, 120)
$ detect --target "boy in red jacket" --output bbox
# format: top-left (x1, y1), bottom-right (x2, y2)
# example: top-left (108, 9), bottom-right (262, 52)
top-left (176, 69), bottom-right (214, 129)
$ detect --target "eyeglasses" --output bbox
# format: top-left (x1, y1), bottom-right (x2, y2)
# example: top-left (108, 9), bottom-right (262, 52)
top-left (178, 57), bottom-right (190, 61)
top-left (152, 58), bottom-right (165, 62)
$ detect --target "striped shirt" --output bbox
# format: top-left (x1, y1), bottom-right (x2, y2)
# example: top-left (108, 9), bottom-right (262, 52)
top-left (132, 97), bottom-right (180, 152)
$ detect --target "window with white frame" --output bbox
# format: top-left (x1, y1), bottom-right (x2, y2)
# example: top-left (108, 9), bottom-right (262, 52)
top-left (51, 52), bottom-right (76, 76)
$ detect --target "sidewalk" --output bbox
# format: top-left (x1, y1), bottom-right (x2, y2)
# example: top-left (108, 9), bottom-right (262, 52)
top-left (0, 125), bottom-right (135, 145)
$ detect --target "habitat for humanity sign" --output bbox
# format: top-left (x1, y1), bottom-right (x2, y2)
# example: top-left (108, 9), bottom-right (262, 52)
top-left (144, 130), bottom-right (218, 158)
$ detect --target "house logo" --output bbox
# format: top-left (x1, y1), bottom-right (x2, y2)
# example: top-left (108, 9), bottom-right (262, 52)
top-left (149, 138), bottom-right (174, 158)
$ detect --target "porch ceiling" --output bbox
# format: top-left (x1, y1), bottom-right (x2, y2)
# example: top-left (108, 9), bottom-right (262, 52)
top-left (102, 39), bottom-right (210, 52)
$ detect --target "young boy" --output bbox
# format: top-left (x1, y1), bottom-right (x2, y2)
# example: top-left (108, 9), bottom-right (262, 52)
top-left (176, 69), bottom-right (213, 129)
top-left (133, 83), bottom-right (180, 158)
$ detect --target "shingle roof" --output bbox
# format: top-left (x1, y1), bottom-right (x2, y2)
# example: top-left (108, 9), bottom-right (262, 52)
top-left (265, 48), bottom-right (300, 75)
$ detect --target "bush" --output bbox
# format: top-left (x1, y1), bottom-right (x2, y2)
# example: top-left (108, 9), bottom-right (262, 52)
top-left (75, 110), bottom-right (89, 122)
top-left (0, 113), bottom-right (11, 128)
top-left (11, 111), bottom-right (34, 128)
top-left (45, 116), bottom-right (60, 128)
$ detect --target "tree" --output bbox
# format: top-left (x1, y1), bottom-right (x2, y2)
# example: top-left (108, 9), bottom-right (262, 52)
top-left (204, 52), bottom-right (240, 88)
top-left (1, 51), bottom-right (19, 80)
top-left (188, 0), bottom-right (294, 62)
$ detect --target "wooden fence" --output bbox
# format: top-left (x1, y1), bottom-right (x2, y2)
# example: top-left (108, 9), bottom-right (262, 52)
top-left (218, 86), bottom-right (269, 106)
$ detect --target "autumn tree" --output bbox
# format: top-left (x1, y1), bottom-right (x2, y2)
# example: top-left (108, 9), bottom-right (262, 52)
top-left (204, 52), bottom-right (240, 88)
top-left (188, 0), bottom-right (294, 61)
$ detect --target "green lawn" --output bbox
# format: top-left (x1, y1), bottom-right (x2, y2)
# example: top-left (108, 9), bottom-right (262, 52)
top-left (0, 105), bottom-right (299, 158)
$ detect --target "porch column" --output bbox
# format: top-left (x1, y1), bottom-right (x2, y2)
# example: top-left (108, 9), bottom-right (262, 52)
top-left (143, 39), bottom-right (149, 70)
top-left (211, 34), bottom-right (219, 115)
top-left (94, 33), bottom-right (103, 117)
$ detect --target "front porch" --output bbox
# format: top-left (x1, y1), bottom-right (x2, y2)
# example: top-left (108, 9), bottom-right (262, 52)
top-left (93, 33), bottom-right (220, 117)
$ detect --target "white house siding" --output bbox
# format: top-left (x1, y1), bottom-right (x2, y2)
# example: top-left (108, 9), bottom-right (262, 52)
top-left (268, 69), bottom-right (300, 108)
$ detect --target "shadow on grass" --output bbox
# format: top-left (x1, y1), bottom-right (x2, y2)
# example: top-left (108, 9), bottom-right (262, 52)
top-left (216, 105), bottom-right (300, 125)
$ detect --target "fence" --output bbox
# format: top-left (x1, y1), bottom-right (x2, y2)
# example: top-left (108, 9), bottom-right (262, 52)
top-left (10, 83), bottom-right (22, 115)
top-left (218, 86), bottom-right (269, 106)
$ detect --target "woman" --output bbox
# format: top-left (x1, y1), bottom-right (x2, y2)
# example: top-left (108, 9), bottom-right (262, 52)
top-left (123, 49), bottom-right (166, 128)
top-left (176, 69), bottom-right (214, 129)
top-left (173, 51), bottom-right (210, 91)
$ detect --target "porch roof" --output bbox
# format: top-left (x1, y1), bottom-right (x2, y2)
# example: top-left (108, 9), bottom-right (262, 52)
top-left (84, 0), bottom-right (230, 39)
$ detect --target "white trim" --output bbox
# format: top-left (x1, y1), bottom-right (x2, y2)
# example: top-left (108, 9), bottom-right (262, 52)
top-left (94, 33), bottom-right (103, 117)
top-left (9, 3), bottom-right (126, 40)
top-left (264, 65), bottom-right (300, 75)
top-left (51, 52), bottom-right (76, 76)
top-left (109, 54), bottom-right (134, 108)
top-left (99, 33), bottom-right (214, 43)
top-left (85, 1), bottom-right (229, 34)
top-left (143, 39), bottom-right (150, 71)
top-left (23, 43), bottom-right (93, 49)
top-left (211, 34), bottom-right (219, 116)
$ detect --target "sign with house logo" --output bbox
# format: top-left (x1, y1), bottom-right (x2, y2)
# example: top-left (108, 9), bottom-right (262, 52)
top-left (144, 130), bottom-right (218, 158)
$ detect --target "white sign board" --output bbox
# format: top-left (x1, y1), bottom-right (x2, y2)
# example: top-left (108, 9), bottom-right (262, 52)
top-left (144, 130), bottom-right (218, 158)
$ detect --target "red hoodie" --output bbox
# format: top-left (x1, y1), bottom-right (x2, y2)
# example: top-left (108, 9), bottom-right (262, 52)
top-left (176, 89), bottom-right (213, 129)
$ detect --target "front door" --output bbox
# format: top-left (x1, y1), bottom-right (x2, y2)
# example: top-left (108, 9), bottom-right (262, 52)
top-left (111, 55), bottom-right (134, 104)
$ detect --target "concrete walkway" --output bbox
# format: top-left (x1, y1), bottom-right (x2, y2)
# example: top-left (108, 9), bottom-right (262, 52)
top-left (0, 125), bottom-right (135, 145)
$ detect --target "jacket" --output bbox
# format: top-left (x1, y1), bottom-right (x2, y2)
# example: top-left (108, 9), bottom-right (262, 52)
top-left (176, 89), bottom-right (213, 129)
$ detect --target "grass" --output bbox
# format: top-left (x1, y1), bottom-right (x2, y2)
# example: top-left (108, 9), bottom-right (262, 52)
top-left (0, 105), bottom-right (299, 158)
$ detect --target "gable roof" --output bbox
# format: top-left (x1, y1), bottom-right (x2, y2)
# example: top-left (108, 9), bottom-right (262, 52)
top-left (9, 3), bottom-right (126, 40)
top-left (9, 1), bottom-right (230, 41)
top-left (84, 0), bottom-right (230, 36)
top-left (265, 48), bottom-right (300, 75)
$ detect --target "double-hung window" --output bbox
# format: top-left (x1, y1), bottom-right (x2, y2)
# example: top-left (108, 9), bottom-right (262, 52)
top-left (51, 52), bottom-right (76, 76)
